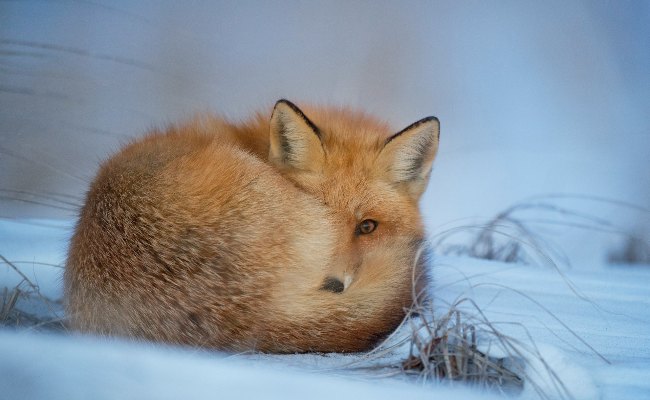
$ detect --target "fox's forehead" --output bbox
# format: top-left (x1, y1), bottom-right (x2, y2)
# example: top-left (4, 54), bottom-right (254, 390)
top-left (317, 168), bottom-right (398, 215)
top-left (302, 106), bottom-right (393, 149)
top-left (299, 107), bottom-right (393, 172)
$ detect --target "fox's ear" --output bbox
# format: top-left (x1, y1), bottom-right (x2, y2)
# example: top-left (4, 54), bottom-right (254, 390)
top-left (269, 99), bottom-right (325, 173)
top-left (377, 116), bottom-right (440, 200)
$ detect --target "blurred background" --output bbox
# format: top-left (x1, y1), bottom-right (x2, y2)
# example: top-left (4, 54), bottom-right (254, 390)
top-left (1, 1), bottom-right (649, 266)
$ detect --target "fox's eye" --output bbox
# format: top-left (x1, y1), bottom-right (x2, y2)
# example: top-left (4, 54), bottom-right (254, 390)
top-left (357, 219), bottom-right (377, 235)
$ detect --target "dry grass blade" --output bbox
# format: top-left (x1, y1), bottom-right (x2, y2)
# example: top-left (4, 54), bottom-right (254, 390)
top-left (0, 254), bottom-right (38, 291)
top-left (0, 188), bottom-right (81, 208)
top-left (0, 254), bottom-right (67, 332)
top-left (608, 235), bottom-right (650, 265)
top-left (434, 196), bottom-right (649, 268)
top-left (398, 304), bottom-right (526, 396)
top-left (1, 286), bottom-right (21, 322)
top-left (0, 144), bottom-right (89, 184)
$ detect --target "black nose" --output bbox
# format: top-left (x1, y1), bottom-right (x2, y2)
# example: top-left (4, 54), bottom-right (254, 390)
top-left (320, 277), bottom-right (344, 293)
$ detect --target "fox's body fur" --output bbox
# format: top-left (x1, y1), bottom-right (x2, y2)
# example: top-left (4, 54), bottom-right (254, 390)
top-left (65, 100), bottom-right (439, 353)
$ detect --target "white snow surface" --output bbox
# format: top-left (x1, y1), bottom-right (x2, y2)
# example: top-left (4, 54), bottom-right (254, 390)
top-left (1, 331), bottom-right (482, 400)
top-left (1, 219), bottom-right (649, 399)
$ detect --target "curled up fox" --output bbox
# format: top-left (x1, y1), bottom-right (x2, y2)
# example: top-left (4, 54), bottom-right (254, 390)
top-left (65, 99), bottom-right (440, 353)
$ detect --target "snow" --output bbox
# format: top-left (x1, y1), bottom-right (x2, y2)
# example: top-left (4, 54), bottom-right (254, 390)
top-left (3, 331), bottom-right (486, 400)
top-left (1, 219), bottom-right (649, 399)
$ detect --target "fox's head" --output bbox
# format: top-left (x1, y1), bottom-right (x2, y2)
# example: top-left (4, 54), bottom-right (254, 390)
top-left (266, 99), bottom-right (440, 351)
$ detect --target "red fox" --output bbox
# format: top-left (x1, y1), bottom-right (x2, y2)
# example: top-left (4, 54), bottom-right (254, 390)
top-left (64, 100), bottom-right (440, 353)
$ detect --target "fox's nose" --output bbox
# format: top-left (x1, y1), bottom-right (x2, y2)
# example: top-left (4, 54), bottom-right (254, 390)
top-left (320, 276), bottom-right (344, 293)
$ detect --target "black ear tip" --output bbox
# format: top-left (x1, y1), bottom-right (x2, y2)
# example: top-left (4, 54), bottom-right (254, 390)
top-left (423, 116), bottom-right (440, 125)
top-left (388, 115), bottom-right (440, 144)
top-left (423, 116), bottom-right (440, 139)
top-left (270, 99), bottom-right (321, 138)
top-left (274, 98), bottom-right (297, 110)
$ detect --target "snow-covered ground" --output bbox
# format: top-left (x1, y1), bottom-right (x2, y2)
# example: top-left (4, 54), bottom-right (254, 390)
top-left (1, 330), bottom-right (487, 400)
top-left (1, 219), bottom-right (649, 399)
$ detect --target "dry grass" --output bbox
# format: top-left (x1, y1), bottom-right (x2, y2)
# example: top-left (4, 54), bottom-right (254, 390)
top-left (433, 194), bottom-right (649, 268)
top-left (342, 290), bottom-right (597, 399)
top-left (400, 304), bottom-right (525, 395)
top-left (608, 235), bottom-right (650, 265)
top-left (0, 254), bottom-right (66, 332)
top-left (0, 188), bottom-right (81, 213)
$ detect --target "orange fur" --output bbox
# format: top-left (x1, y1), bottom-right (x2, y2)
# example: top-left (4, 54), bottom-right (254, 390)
top-left (64, 100), bottom-right (439, 353)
